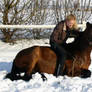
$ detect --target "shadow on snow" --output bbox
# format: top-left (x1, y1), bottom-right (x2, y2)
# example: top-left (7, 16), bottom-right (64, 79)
top-left (0, 61), bottom-right (13, 72)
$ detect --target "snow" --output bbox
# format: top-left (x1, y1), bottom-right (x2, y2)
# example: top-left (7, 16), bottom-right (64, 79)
top-left (0, 39), bottom-right (92, 92)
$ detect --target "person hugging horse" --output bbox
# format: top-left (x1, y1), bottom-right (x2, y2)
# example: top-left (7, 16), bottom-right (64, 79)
top-left (5, 22), bottom-right (92, 81)
top-left (50, 14), bottom-right (80, 77)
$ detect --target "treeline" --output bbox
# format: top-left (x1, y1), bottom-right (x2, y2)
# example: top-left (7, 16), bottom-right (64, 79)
top-left (0, 0), bottom-right (91, 43)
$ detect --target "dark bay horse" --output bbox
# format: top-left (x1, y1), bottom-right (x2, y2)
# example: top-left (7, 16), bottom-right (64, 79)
top-left (6, 22), bottom-right (92, 81)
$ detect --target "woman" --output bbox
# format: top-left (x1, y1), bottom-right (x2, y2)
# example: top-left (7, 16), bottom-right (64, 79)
top-left (50, 14), bottom-right (79, 77)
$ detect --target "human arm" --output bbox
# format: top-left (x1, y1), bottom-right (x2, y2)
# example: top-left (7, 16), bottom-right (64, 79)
top-left (50, 21), bottom-right (66, 44)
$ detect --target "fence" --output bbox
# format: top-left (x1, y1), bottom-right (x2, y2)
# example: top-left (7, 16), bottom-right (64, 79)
top-left (0, 21), bottom-right (86, 42)
top-left (0, 21), bottom-right (86, 30)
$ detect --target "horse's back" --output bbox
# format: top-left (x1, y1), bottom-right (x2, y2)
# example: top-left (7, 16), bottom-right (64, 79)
top-left (13, 45), bottom-right (57, 74)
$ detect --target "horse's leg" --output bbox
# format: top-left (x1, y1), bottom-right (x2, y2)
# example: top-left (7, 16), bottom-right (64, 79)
top-left (22, 47), bottom-right (40, 81)
top-left (81, 69), bottom-right (91, 78)
top-left (23, 58), bottom-right (39, 81)
top-left (6, 63), bottom-right (21, 81)
top-left (22, 73), bottom-right (32, 81)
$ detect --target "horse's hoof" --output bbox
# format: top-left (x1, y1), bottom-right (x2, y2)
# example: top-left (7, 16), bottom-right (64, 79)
top-left (81, 69), bottom-right (91, 78)
top-left (5, 73), bottom-right (15, 81)
top-left (22, 74), bottom-right (32, 81)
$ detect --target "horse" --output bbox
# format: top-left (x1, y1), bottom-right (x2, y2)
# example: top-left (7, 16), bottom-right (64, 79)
top-left (6, 22), bottom-right (92, 81)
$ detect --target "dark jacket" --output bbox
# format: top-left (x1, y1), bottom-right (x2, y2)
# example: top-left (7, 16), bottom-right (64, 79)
top-left (50, 21), bottom-right (79, 45)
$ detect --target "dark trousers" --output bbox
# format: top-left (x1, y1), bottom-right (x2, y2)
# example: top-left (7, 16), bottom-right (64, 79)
top-left (50, 41), bottom-right (66, 77)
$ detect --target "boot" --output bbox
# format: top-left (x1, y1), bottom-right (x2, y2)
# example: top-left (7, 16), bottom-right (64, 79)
top-left (55, 64), bottom-right (64, 77)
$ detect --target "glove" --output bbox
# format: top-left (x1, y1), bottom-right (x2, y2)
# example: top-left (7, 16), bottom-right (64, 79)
top-left (66, 37), bottom-right (75, 44)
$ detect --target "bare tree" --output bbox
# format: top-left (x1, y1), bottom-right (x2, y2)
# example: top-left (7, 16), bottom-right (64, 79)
top-left (0, 0), bottom-right (30, 42)
top-left (27, 0), bottom-right (49, 39)
top-left (52, 0), bottom-right (92, 24)
top-left (80, 0), bottom-right (91, 23)
top-left (0, 0), bottom-right (48, 42)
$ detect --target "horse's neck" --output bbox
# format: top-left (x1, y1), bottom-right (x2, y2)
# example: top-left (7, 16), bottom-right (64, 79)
top-left (79, 38), bottom-right (92, 54)
top-left (78, 33), bottom-right (89, 50)
top-left (84, 46), bottom-right (92, 53)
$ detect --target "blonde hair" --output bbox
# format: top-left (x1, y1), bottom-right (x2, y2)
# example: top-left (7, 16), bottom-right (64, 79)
top-left (66, 14), bottom-right (78, 30)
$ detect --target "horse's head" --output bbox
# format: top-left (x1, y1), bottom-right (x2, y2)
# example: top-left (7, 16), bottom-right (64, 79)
top-left (84, 22), bottom-right (92, 46)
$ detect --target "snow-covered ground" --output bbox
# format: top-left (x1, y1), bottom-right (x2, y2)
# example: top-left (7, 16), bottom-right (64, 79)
top-left (0, 39), bottom-right (92, 92)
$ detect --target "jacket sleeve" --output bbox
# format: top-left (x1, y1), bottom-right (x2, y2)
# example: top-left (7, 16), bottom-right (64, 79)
top-left (50, 21), bottom-right (66, 44)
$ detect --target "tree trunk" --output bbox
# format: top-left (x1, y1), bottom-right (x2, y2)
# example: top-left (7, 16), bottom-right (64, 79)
top-left (2, 29), bottom-right (13, 43)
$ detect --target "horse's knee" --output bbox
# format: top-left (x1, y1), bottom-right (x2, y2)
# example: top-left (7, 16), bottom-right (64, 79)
top-left (81, 69), bottom-right (91, 78)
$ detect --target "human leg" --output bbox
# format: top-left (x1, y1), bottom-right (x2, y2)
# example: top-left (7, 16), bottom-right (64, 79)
top-left (50, 41), bottom-right (66, 77)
